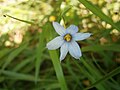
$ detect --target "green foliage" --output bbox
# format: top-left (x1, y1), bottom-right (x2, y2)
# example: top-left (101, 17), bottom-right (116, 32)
top-left (0, 0), bottom-right (120, 90)
top-left (78, 0), bottom-right (120, 31)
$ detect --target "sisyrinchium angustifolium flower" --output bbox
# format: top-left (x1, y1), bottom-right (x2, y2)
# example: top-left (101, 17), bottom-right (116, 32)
top-left (47, 22), bottom-right (91, 61)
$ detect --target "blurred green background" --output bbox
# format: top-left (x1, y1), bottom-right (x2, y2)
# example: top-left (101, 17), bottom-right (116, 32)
top-left (0, 0), bottom-right (120, 90)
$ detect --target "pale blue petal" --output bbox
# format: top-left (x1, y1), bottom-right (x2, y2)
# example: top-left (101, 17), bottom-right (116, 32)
top-left (47, 36), bottom-right (64, 50)
top-left (60, 42), bottom-right (69, 61)
top-left (73, 33), bottom-right (91, 41)
top-left (53, 22), bottom-right (65, 35)
top-left (66, 25), bottom-right (78, 34)
top-left (68, 41), bottom-right (82, 59)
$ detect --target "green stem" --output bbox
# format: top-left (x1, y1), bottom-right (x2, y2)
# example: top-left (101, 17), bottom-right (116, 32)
top-left (49, 50), bottom-right (68, 90)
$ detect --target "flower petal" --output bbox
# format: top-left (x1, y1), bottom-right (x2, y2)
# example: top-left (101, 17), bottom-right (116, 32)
top-left (68, 41), bottom-right (82, 59)
top-left (53, 22), bottom-right (65, 35)
top-left (73, 33), bottom-right (91, 41)
top-left (66, 25), bottom-right (78, 34)
top-left (47, 36), bottom-right (64, 50)
top-left (60, 42), bottom-right (69, 61)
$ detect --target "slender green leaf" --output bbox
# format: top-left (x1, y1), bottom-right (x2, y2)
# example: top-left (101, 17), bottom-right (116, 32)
top-left (0, 70), bottom-right (37, 81)
top-left (35, 30), bottom-right (45, 83)
top-left (73, 60), bottom-right (105, 90)
top-left (1, 70), bottom-right (57, 82)
top-left (66, 59), bottom-right (84, 89)
top-left (82, 44), bottom-right (120, 52)
top-left (0, 48), bottom-right (11, 59)
top-left (13, 56), bottom-right (35, 72)
top-left (5, 14), bottom-right (36, 25)
top-left (2, 43), bottom-right (27, 70)
top-left (60, 5), bottom-right (72, 17)
top-left (49, 50), bottom-right (68, 90)
top-left (81, 58), bottom-right (106, 90)
top-left (45, 83), bottom-right (60, 90)
top-left (85, 67), bottom-right (120, 90)
top-left (78, 0), bottom-right (120, 31)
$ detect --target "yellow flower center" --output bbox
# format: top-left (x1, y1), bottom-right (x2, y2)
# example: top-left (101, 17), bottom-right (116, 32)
top-left (64, 34), bottom-right (72, 42)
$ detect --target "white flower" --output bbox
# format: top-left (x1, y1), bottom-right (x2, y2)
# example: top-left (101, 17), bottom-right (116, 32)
top-left (47, 22), bottom-right (91, 61)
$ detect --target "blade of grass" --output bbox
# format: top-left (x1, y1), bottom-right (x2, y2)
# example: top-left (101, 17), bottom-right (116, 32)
top-left (49, 50), bottom-right (68, 90)
top-left (1, 70), bottom-right (57, 82)
top-left (85, 66), bottom-right (120, 90)
top-left (4, 14), bottom-right (36, 25)
top-left (66, 58), bottom-right (84, 89)
top-left (0, 70), bottom-right (38, 81)
top-left (13, 56), bottom-right (35, 72)
top-left (58, 5), bottom-right (72, 23)
top-left (78, 0), bottom-right (120, 31)
top-left (0, 48), bottom-right (13, 67)
top-left (81, 57), bottom-right (107, 90)
top-left (2, 43), bottom-right (28, 70)
top-left (91, 53), bottom-right (119, 84)
top-left (73, 60), bottom-right (105, 90)
top-left (35, 30), bottom-right (45, 83)
top-left (0, 48), bottom-right (11, 59)
top-left (45, 83), bottom-right (60, 90)
top-left (60, 5), bottom-right (72, 17)
top-left (82, 44), bottom-right (120, 52)
top-left (82, 55), bottom-right (120, 89)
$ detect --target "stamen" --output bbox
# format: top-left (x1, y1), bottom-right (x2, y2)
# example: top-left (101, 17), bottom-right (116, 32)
top-left (64, 34), bottom-right (72, 42)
